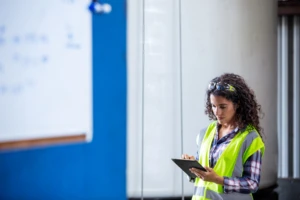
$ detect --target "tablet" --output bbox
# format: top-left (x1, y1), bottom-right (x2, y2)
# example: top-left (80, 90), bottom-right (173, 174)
top-left (171, 158), bottom-right (207, 178)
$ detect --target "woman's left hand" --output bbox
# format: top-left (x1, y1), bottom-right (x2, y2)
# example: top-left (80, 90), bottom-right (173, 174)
top-left (189, 167), bottom-right (224, 185)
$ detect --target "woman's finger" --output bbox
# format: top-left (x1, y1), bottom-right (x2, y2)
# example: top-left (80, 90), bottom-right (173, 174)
top-left (182, 154), bottom-right (194, 160)
top-left (204, 166), bottom-right (211, 172)
top-left (181, 154), bottom-right (188, 159)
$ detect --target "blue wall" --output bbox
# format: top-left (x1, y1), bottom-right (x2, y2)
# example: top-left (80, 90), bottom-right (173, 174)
top-left (0, 1), bottom-right (127, 199)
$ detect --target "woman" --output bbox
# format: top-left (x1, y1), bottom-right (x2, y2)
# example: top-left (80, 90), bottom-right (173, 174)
top-left (182, 73), bottom-right (264, 200)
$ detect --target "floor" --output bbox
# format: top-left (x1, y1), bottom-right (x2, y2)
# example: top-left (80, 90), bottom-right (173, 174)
top-left (274, 178), bottom-right (300, 200)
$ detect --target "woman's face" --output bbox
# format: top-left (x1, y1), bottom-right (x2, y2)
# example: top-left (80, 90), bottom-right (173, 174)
top-left (210, 94), bottom-right (237, 125)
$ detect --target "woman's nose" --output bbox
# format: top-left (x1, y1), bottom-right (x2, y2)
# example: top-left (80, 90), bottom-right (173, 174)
top-left (215, 107), bottom-right (222, 115)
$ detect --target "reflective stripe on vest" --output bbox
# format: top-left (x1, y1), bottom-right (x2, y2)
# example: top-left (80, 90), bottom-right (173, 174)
top-left (192, 122), bottom-right (265, 200)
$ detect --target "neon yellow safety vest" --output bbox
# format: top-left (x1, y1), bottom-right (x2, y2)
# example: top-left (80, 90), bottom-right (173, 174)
top-left (192, 122), bottom-right (265, 200)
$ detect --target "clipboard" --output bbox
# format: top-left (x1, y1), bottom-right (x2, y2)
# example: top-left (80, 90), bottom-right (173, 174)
top-left (171, 158), bottom-right (207, 178)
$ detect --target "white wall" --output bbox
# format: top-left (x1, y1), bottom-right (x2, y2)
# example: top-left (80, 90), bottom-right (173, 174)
top-left (127, 0), bottom-right (277, 197)
top-left (127, 0), bottom-right (186, 197)
top-left (180, 0), bottom-right (278, 189)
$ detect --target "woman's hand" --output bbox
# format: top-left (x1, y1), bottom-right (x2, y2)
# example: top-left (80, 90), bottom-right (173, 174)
top-left (189, 167), bottom-right (224, 185)
top-left (181, 154), bottom-right (195, 160)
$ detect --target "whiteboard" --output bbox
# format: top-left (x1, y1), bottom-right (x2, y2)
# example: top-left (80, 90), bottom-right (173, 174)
top-left (0, 0), bottom-right (92, 142)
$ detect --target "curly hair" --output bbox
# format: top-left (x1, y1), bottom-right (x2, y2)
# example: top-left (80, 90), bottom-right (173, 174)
top-left (205, 73), bottom-right (264, 139)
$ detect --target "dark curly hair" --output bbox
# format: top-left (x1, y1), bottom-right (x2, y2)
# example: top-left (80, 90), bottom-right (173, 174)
top-left (205, 73), bottom-right (264, 139)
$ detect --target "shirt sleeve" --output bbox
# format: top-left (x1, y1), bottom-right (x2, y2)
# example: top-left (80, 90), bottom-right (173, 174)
top-left (188, 176), bottom-right (195, 183)
top-left (195, 128), bottom-right (207, 161)
top-left (223, 150), bottom-right (262, 194)
top-left (188, 131), bottom-right (203, 183)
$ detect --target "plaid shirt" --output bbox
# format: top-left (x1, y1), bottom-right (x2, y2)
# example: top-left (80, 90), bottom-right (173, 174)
top-left (196, 126), bottom-right (262, 194)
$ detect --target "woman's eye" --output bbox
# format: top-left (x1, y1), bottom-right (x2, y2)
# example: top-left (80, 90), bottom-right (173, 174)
top-left (220, 106), bottom-right (226, 109)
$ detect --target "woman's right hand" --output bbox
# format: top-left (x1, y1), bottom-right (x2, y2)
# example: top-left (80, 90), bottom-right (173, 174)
top-left (181, 154), bottom-right (195, 160)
